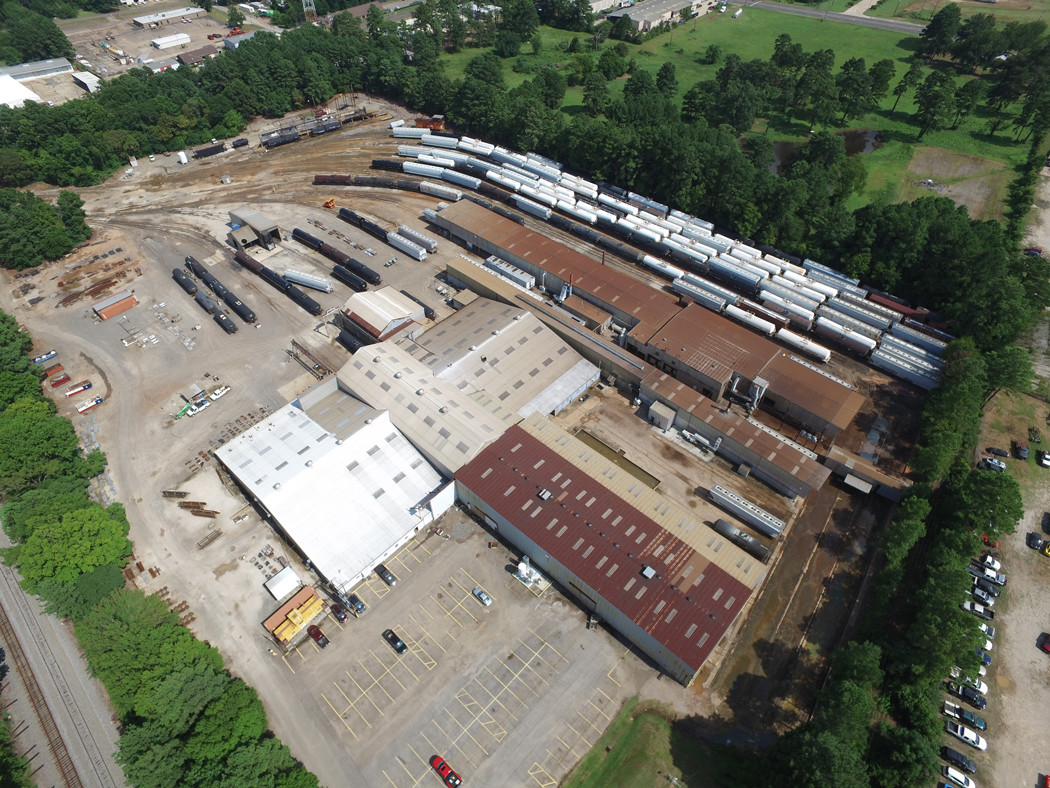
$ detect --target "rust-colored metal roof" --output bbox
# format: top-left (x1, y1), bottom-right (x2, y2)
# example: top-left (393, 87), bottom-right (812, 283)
top-left (456, 425), bottom-right (754, 674)
top-left (642, 303), bottom-right (780, 385)
top-left (95, 294), bottom-right (138, 321)
top-left (642, 370), bottom-right (832, 494)
top-left (757, 353), bottom-right (865, 432)
top-left (438, 201), bottom-right (679, 335)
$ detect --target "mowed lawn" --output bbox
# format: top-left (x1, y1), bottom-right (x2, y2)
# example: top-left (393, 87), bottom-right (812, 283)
top-left (439, 8), bottom-right (1030, 211)
top-left (562, 698), bottom-right (757, 788)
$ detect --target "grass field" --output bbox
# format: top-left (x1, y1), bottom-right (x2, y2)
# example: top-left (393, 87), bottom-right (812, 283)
top-left (441, 9), bottom-right (1029, 211)
top-left (562, 698), bottom-right (756, 788)
top-left (863, 0), bottom-right (1050, 24)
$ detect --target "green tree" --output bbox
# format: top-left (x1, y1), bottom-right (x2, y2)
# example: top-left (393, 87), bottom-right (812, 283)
top-left (0, 371), bottom-right (40, 410)
top-left (193, 0), bottom-right (212, 10)
top-left (75, 589), bottom-right (225, 717)
top-left (0, 398), bottom-right (81, 494)
top-left (913, 71), bottom-right (957, 139)
top-left (891, 61), bottom-right (923, 113)
top-left (494, 29), bottom-right (521, 57)
top-left (836, 57), bottom-right (873, 122)
top-left (535, 68), bottom-right (567, 109)
top-left (0, 310), bottom-right (31, 373)
top-left (868, 724), bottom-right (939, 788)
top-left (582, 70), bottom-right (610, 116)
top-left (226, 5), bottom-right (245, 28)
top-left (0, 475), bottom-right (91, 543)
top-left (0, 149), bottom-right (34, 188)
top-left (656, 62), bottom-right (678, 97)
top-left (951, 13), bottom-right (1001, 73)
top-left (868, 59), bottom-right (895, 104)
top-left (952, 79), bottom-right (986, 128)
top-left (768, 728), bottom-right (870, 787)
top-left (464, 51), bottom-right (505, 88)
top-left (500, 0), bottom-right (540, 40)
top-left (39, 563), bottom-right (126, 620)
top-left (919, 4), bottom-right (961, 58)
top-left (597, 48), bottom-right (627, 80)
top-left (530, 32), bottom-right (543, 55)
top-left (881, 492), bottom-right (932, 569)
top-left (56, 190), bottom-right (90, 244)
top-left (3, 503), bottom-right (130, 593)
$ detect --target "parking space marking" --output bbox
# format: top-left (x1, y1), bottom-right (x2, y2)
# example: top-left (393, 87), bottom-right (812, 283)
top-left (528, 762), bottom-right (558, 788)
top-left (319, 690), bottom-right (357, 737)
top-left (455, 688), bottom-right (508, 743)
top-left (332, 678), bottom-right (375, 730)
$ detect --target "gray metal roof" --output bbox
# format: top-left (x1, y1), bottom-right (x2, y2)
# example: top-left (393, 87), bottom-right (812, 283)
top-left (229, 208), bottom-right (278, 233)
top-left (133, 6), bottom-right (202, 23)
top-left (0, 58), bottom-right (72, 81)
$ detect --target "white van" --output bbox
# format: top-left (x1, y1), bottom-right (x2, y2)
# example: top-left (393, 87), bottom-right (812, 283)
top-left (941, 765), bottom-right (975, 788)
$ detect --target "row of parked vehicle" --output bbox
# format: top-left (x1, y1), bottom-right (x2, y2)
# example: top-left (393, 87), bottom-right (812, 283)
top-left (939, 554), bottom-right (1006, 788)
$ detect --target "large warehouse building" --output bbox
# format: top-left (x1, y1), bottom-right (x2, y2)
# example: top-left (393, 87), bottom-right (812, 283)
top-left (456, 414), bottom-right (765, 686)
top-left (430, 201), bottom-right (864, 439)
top-left (215, 378), bottom-right (453, 595)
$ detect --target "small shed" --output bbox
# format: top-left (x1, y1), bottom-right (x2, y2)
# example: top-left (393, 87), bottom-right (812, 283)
top-left (647, 400), bottom-right (675, 430)
top-left (92, 289), bottom-right (138, 320)
top-left (262, 585), bottom-right (324, 645)
top-left (229, 209), bottom-right (280, 250)
top-left (264, 566), bottom-right (303, 601)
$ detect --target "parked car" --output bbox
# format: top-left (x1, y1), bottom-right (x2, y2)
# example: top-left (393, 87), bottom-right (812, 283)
top-left (975, 649), bottom-right (992, 666)
top-left (375, 564), bottom-right (397, 586)
top-left (972, 576), bottom-right (1000, 597)
top-left (347, 593), bottom-right (366, 615)
top-left (472, 587), bottom-right (493, 606)
top-left (947, 682), bottom-right (987, 709)
top-left (962, 601), bottom-right (994, 621)
top-left (429, 755), bottom-right (462, 787)
top-left (943, 700), bottom-right (987, 732)
top-left (946, 721), bottom-right (988, 751)
top-left (382, 628), bottom-right (407, 655)
top-left (985, 446), bottom-right (1009, 457)
top-left (980, 533), bottom-right (999, 548)
top-left (1027, 532), bottom-right (1045, 550)
top-left (210, 385), bottom-right (231, 401)
top-left (1038, 449), bottom-right (1050, 468)
top-left (972, 587), bottom-right (995, 606)
top-left (950, 667), bottom-right (988, 691)
top-left (940, 765), bottom-right (976, 788)
top-left (307, 625), bottom-right (329, 648)
top-left (1039, 633), bottom-right (1050, 655)
top-left (979, 622), bottom-right (996, 640)
top-left (978, 458), bottom-right (1006, 473)
top-left (330, 604), bottom-right (347, 623)
top-left (978, 554), bottom-right (1002, 572)
top-left (941, 745), bottom-right (978, 773)
top-left (1013, 439), bottom-right (1030, 460)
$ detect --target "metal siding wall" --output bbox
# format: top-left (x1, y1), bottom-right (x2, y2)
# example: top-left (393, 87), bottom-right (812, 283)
top-left (455, 480), bottom-right (700, 685)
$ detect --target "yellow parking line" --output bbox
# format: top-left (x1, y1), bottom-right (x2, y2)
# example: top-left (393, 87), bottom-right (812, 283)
top-left (319, 691), bottom-right (357, 737)
top-left (360, 660), bottom-right (397, 704)
top-left (381, 769), bottom-right (399, 788)
top-left (528, 762), bottom-right (557, 788)
top-left (588, 697), bottom-right (611, 721)
top-left (281, 655), bottom-right (297, 674)
top-left (469, 676), bottom-right (520, 723)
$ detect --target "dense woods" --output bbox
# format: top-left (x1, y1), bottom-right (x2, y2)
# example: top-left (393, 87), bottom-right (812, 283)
top-left (0, 309), bottom-right (319, 788)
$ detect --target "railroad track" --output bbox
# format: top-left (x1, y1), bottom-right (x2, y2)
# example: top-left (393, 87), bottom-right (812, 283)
top-left (0, 565), bottom-right (119, 788)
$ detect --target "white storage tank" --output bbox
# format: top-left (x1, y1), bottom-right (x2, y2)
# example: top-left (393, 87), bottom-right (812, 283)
top-left (177, 151), bottom-right (189, 164)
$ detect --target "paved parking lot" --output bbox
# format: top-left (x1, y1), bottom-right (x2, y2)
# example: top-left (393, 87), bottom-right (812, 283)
top-left (275, 510), bottom-right (650, 787)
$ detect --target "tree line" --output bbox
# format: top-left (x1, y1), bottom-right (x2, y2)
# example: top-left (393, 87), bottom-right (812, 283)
top-left (0, 309), bottom-right (319, 788)
top-left (0, 189), bottom-right (91, 269)
top-left (766, 339), bottom-right (1027, 787)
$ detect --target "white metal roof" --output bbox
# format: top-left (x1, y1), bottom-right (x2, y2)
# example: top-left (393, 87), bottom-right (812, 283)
top-left (406, 298), bottom-right (599, 417)
top-left (230, 208), bottom-right (278, 233)
top-left (151, 33), bottom-right (191, 46)
top-left (133, 6), bottom-right (201, 23)
top-left (338, 341), bottom-right (518, 477)
top-left (0, 75), bottom-right (41, 108)
top-left (216, 403), bottom-right (446, 593)
top-left (343, 287), bottom-right (421, 337)
top-left (264, 566), bottom-right (302, 601)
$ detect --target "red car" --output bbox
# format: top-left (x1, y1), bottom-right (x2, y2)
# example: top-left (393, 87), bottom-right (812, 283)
top-left (981, 534), bottom-right (999, 548)
top-left (429, 755), bottom-right (462, 787)
top-left (1040, 633), bottom-right (1050, 655)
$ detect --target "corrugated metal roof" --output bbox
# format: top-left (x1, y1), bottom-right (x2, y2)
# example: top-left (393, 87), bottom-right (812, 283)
top-left (406, 297), bottom-right (599, 418)
top-left (337, 341), bottom-right (518, 477)
top-left (642, 303), bottom-right (778, 386)
top-left (437, 201), bottom-right (680, 336)
top-left (92, 289), bottom-right (135, 311)
top-left (456, 419), bottom-right (759, 672)
top-left (642, 371), bottom-right (832, 494)
top-left (229, 208), bottom-right (277, 233)
top-left (216, 405), bottom-right (447, 591)
top-left (757, 353), bottom-right (865, 432)
top-left (344, 287), bottom-right (421, 335)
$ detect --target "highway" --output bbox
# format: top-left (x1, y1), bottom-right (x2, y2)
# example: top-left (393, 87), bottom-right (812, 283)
top-left (746, 0), bottom-right (925, 35)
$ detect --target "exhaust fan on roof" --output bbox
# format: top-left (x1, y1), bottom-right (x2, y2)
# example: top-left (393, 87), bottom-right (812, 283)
top-left (641, 565), bottom-right (656, 580)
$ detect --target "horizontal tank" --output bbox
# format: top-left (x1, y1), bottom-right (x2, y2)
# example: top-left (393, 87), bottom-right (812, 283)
top-left (671, 279), bottom-right (727, 313)
top-left (725, 304), bottom-right (776, 336)
top-left (870, 349), bottom-right (939, 390)
top-left (776, 328), bottom-right (831, 363)
top-left (680, 273), bottom-right (740, 305)
top-left (420, 181), bottom-right (461, 201)
top-left (194, 292), bottom-right (218, 314)
top-left (826, 297), bottom-right (893, 330)
top-left (172, 268), bottom-right (197, 295)
top-left (222, 291), bottom-right (256, 323)
top-left (403, 161), bottom-right (445, 178)
top-left (332, 265), bottom-right (368, 292)
top-left (285, 285), bottom-right (322, 316)
top-left (391, 127), bottom-right (431, 138)
top-left (710, 518), bottom-right (771, 563)
top-left (640, 255), bottom-right (684, 280)
top-left (512, 196), bottom-right (552, 220)
top-left (214, 311), bottom-right (238, 334)
top-left (814, 317), bottom-right (878, 355)
top-left (282, 269), bottom-right (334, 293)
top-left (709, 484), bottom-right (785, 538)
top-left (420, 134), bottom-right (459, 149)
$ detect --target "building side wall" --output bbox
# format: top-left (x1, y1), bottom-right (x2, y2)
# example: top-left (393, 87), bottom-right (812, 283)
top-left (456, 483), bottom-right (700, 686)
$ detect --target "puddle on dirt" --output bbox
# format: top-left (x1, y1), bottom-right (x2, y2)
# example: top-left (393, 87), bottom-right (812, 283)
top-left (771, 130), bottom-right (884, 174)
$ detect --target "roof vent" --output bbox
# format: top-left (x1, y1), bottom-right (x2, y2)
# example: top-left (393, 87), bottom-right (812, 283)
top-left (273, 482), bottom-right (281, 490)
top-left (394, 372), bottom-right (401, 378)
top-left (372, 356), bottom-right (380, 362)
top-left (305, 460), bottom-right (313, 467)
top-left (416, 389), bottom-right (424, 395)
top-left (641, 565), bottom-right (656, 580)
top-left (469, 345), bottom-right (477, 351)
top-left (439, 406), bottom-right (448, 413)
top-left (538, 489), bottom-right (552, 500)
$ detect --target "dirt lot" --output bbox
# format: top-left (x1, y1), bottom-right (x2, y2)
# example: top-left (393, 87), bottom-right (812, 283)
top-left (902, 147), bottom-right (1010, 221)
top-left (3, 107), bottom-right (929, 784)
top-left (973, 392), bottom-right (1050, 788)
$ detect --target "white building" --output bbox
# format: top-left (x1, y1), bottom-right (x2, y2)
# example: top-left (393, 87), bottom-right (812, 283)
top-left (0, 75), bottom-right (42, 108)
top-left (215, 379), bottom-right (453, 594)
